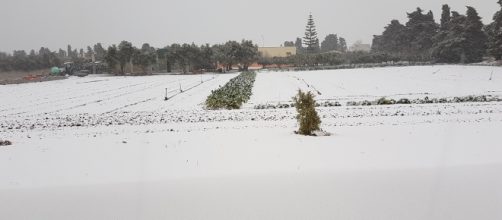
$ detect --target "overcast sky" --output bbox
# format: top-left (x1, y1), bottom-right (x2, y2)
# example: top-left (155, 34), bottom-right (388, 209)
top-left (0, 0), bottom-right (499, 53)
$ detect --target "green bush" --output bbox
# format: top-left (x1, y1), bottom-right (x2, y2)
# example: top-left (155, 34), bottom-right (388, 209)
top-left (205, 71), bottom-right (256, 109)
top-left (293, 90), bottom-right (321, 136)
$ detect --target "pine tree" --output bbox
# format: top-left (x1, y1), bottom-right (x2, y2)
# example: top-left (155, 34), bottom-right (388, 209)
top-left (303, 13), bottom-right (320, 54)
top-left (487, 0), bottom-right (502, 60)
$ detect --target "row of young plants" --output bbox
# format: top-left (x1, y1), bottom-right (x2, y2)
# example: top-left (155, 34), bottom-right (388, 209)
top-left (347, 95), bottom-right (502, 106)
top-left (206, 71), bottom-right (257, 110)
top-left (254, 95), bottom-right (502, 109)
top-left (254, 101), bottom-right (342, 109)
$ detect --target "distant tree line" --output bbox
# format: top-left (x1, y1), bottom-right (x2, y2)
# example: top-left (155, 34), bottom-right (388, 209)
top-left (0, 40), bottom-right (259, 74)
top-left (0, 43), bottom-right (108, 72)
top-left (0, 48), bottom-right (61, 72)
top-left (372, 1), bottom-right (502, 63)
top-left (3, 2), bottom-right (501, 74)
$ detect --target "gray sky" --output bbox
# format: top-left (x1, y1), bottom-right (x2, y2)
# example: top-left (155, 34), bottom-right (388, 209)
top-left (0, 0), bottom-right (499, 53)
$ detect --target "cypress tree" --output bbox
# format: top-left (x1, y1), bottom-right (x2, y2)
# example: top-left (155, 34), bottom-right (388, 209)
top-left (464, 6), bottom-right (487, 63)
top-left (295, 37), bottom-right (304, 54)
top-left (406, 8), bottom-right (439, 60)
top-left (432, 7), bottom-right (486, 63)
top-left (487, 0), bottom-right (502, 60)
top-left (440, 4), bottom-right (451, 30)
top-left (371, 20), bottom-right (409, 56)
top-left (432, 11), bottom-right (467, 63)
top-left (338, 37), bottom-right (348, 52)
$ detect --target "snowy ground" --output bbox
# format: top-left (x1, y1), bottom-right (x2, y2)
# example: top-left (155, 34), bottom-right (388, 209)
top-left (1, 66), bottom-right (502, 220)
top-left (249, 65), bottom-right (502, 105)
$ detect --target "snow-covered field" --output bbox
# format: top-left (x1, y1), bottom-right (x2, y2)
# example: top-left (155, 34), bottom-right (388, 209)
top-left (1, 66), bottom-right (502, 220)
top-left (249, 65), bottom-right (502, 105)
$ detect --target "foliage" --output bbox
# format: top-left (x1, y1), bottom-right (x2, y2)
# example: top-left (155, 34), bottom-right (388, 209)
top-left (372, 3), bottom-right (502, 62)
top-left (236, 40), bottom-right (259, 71)
top-left (104, 45), bottom-right (118, 73)
top-left (377, 97), bottom-right (396, 105)
top-left (263, 51), bottom-right (400, 68)
top-left (93, 43), bottom-right (107, 61)
top-left (487, 1), bottom-right (502, 60)
top-left (303, 13), bottom-right (320, 54)
top-left (397, 98), bottom-right (411, 104)
top-left (257, 56), bottom-right (273, 68)
top-left (293, 90), bottom-right (321, 136)
top-left (463, 7), bottom-right (488, 63)
top-left (372, 20), bottom-right (409, 56)
top-left (0, 48), bottom-right (61, 72)
top-left (284, 41), bottom-right (295, 47)
top-left (372, 8), bottom-right (438, 61)
top-left (432, 6), bottom-right (487, 63)
top-left (338, 37), bottom-right (348, 52)
top-left (348, 95), bottom-right (501, 106)
top-left (211, 40), bottom-right (258, 72)
top-left (406, 8), bottom-right (438, 59)
top-left (132, 43), bottom-right (157, 73)
top-left (205, 72), bottom-right (256, 110)
top-left (295, 37), bottom-right (304, 54)
top-left (117, 41), bottom-right (134, 74)
top-left (440, 4), bottom-right (451, 30)
top-left (321, 34), bottom-right (339, 52)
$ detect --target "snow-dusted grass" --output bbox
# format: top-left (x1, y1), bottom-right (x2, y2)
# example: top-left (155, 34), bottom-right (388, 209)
top-left (1, 66), bottom-right (502, 220)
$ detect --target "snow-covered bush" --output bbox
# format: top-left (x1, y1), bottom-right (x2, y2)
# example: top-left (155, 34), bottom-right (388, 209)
top-left (396, 98), bottom-right (411, 104)
top-left (377, 97), bottom-right (396, 105)
top-left (0, 140), bottom-right (12, 146)
top-left (316, 101), bottom-right (342, 107)
top-left (293, 90), bottom-right (321, 136)
top-left (255, 101), bottom-right (341, 110)
top-left (206, 72), bottom-right (257, 110)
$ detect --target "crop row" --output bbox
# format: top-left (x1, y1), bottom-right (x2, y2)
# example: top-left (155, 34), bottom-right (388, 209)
top-left (205, 72), bottom-right (257, 109)
top-left (254, 95), bottom-right (502, 109)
